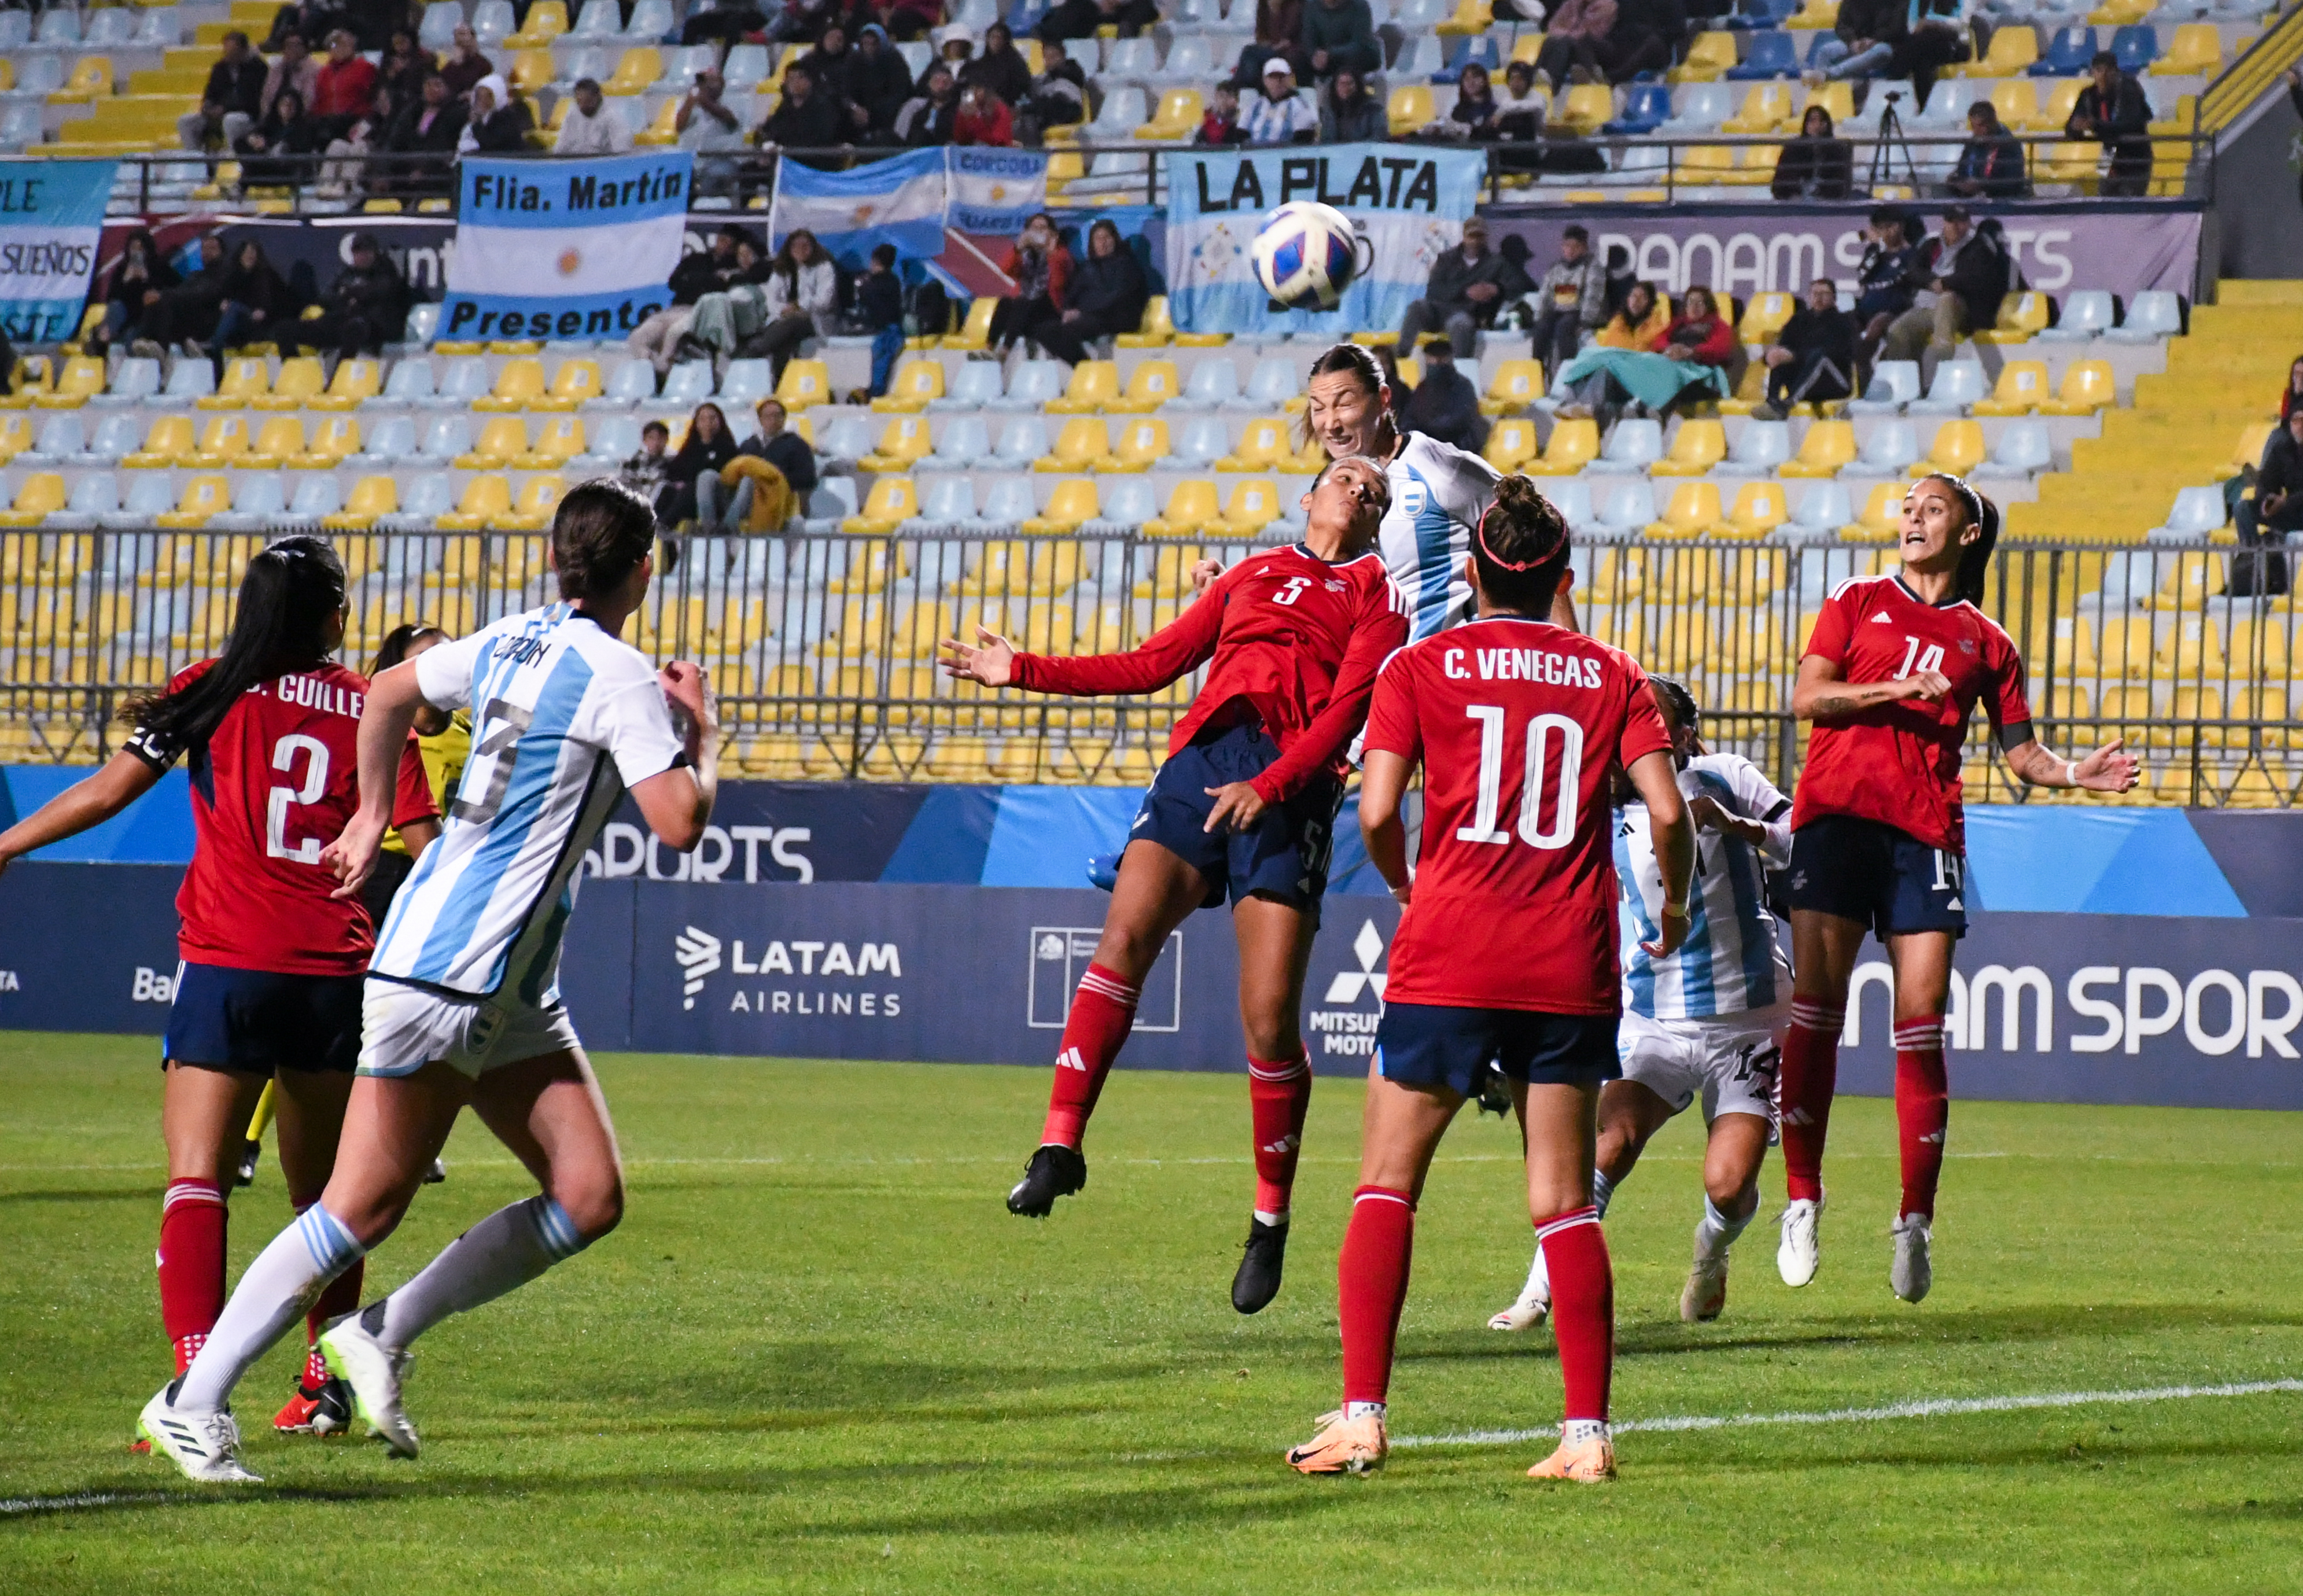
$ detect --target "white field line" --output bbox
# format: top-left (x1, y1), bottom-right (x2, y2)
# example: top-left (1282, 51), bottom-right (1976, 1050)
top-left (1392, 1378), bottom-right (2303, 1449)
top-left (0, 1490), bottom-right (180, 1516)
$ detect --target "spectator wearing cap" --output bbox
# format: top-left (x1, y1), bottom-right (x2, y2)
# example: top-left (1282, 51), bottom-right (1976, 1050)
top-left (1399, 338), bottom-right (1488, 454)
top-left (2067, 50), bottom-right (2153, 198)
top-left (180, 31), bottom-right (267, 151)
top-left (1528, 224), bottom-right (1606, 376)
top-left (285, 233), bottom-right (410, 360)
top-left (1880, 205), bottom-right (2007, 370)
top-left (1753, 277), bottom-right (1859, 418)
top-left (1243, 59), bottom-right (1320, 143)
top-left (1300, 0), bottom-right (1380, 80)
top-left (556, 77), bottom-right (636, 153)
top-left (1398, 216), bottom-right (1515, 358)
top-left (1947, 101), bottom-right (2030, 199)
top-left (310, 29), bottom-right (379, 138)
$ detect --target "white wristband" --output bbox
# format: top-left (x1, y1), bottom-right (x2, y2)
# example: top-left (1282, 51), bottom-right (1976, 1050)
top-left (1662, 898), bottom-right (1688, 917)
top-left (2064, 758), bottom-right (2078, 786)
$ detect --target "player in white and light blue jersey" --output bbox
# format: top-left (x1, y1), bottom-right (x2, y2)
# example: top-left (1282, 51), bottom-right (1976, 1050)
top-left (142, 482), bottom-right (720, 1484)
top-left (1490, 678), bottom-right (1796, 1332)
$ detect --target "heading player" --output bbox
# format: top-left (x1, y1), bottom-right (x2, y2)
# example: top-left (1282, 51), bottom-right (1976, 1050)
top-left (140, 482), bottom-right (720, 1483)
top-left (1285, 477), bottom-right (1692, 1484)
top-left (0, 537), bottom-right (439, 1438)
top-left (1491, 676), bottom-right (1792, 1333)
top-left (1777, 475), bottom-right (2139, 1302)
top-left (944, 457), bottom-right (1406, 1315)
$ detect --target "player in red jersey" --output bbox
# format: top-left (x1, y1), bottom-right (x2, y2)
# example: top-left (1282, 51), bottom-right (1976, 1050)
top-left (942, 456), bottom-right (1407, 1313)
top-left (0, 537), bottom-right (438, 1437)
top-left (1775, 475), bottom-right (2139, 1301)
top-left (1286, 477), bottom-right (1693, 1483)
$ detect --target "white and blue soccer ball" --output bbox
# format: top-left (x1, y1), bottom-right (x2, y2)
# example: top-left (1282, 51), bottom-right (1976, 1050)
top-left (1250, 202), bottom-right (1360, 312)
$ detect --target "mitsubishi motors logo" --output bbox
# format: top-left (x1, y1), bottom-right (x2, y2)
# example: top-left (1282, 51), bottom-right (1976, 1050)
top-left (1323, 920), bottom-right (1390, 1004)
top-left (1310, 920), bottom-right (1389, 1059)
top-left (675, 926), bottom-right (723, 1011)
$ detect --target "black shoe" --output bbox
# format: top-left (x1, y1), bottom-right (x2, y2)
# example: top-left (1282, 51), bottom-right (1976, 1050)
top-left (233, 1138), bottom-right (260, 1188)
top-left (1473, 1063), bottom-right (1513, 1118)
top-left (1007, 1144), bottom-right (1087, 1217)
top-left (422, 1158), bottom-right (447, 1185)
top-left (1232, 1217), bottom-right (1289, 1315)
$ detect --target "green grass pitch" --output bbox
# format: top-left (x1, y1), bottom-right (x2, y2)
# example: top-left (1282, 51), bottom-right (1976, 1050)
top-left (2, 1033), bottom-right (2301, 1593)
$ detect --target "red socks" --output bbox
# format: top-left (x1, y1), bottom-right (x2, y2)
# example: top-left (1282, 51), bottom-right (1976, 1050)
top-left (1536, 1206), bottom-right (1614, 1422)
top-left (1248, 1053), bottom-right (1311, 1218)
top-left (159, 1178), bottom-right (228, 1374)
top-left (1040, 962), bottom-right (1139, 1149)
top-left (1779, 997), bottom-right (1844, 1203)
top-left (293, 1196), bottom-right (365, 1388)
top-left (1893, 1014), bottom-right (1949, 1220)
top-left (1337, 1186), bottom-right (1415, 1407)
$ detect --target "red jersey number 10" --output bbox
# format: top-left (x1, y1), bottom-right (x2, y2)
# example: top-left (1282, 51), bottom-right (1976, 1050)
top-left (266, 734), bottom-right (331, 864)
top-left (1454, 705), bottom-right (1587, 852)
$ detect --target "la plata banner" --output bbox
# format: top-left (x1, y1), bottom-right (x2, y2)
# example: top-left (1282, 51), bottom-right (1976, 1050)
top-left (1162, 142), bottom-right (1486, 336)
top-left (0, 158), bottom-right (116, 343)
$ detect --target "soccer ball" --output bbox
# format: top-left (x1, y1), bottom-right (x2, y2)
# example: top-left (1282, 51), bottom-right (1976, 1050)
top-left (1251, 202), bottom-right (1361, 312)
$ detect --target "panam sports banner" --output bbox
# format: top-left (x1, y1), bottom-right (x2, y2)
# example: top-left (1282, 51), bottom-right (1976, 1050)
top-left (0, 159), bottom-right (116, 343)
top-left (768, 146), bottom-right (1046, 267)
top-left (1163, 142), bottom-right (1487, 336)
top-left (439, 150), bottom-right (692, 344)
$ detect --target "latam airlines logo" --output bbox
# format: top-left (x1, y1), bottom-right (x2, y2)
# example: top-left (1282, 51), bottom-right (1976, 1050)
top-left (676, 925), bottom-right (905, 1017)
top-left (1310, 919), bottom-right (1390, 1057)
top-left (675, 927), bottom-right (722, 1011)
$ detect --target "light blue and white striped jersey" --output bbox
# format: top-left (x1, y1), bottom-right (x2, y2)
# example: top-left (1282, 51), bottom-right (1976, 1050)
top-left (1617, 754), bottom-right (1794, 1020)
top-left (1380, 432), bottom-right (1501, 642)
top-left (371, 603), bottom-right (687, 1003)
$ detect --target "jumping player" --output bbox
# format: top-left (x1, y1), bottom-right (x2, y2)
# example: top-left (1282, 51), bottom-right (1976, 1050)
top-left (138, 481), bottom-right (719, 1483)
top-left (1777, 475), bottom-right (2138, 1301)
top-left (0, 537), bottom-right (439, 1439)
top-left (1287, 477), bottom-right (1692, 1482)
top-left (944, 457), bottom-right (1406, 1314)
top-left (1490, 676), bottom-right (1792, 1332)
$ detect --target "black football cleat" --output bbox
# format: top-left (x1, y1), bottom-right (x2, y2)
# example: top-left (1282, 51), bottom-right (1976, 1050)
top-left (1232, 1218), bottom-right (1290, 1314)
top-left (233, 1138), bottom-right (260, 1188)
top-left (1007, 1144), bottom-right (1087, 1217)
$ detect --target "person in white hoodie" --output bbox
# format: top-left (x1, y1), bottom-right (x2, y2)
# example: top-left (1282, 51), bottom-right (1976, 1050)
top-left (553, 77), bottom-right (634, 154)
top-left (1242, 58), bottom-right (1319, 143)
top-left (752, 227), bottom-right (839, 381)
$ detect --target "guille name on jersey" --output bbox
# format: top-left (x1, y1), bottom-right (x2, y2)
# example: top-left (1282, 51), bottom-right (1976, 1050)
top-left (1440, 644), bottom-right (1606, 690)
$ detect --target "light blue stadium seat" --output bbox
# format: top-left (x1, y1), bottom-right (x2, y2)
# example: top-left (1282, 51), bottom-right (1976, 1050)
top-left (1596, 481), bottom-right (1656, 531)
top-left (551, 46), bottom-right (613, 94)
top-left (151, 360), bottom-right (216, 407)
top-left (570, 0), bottom-right (621, 37)
top-left (1790, 479), bottom-right (1853, 532)
top-left (798, 477), bottom-right (859, 533)
top-left (625, 0), bottom-right (674, 36)
top-left (135, 8), bottom-right (183, 47)
top-left (1844, 359), bottom-right (1919, 415)
top-left (2149, 484), bottom-right (2229, 539)
top-left (1149, 35), bottom-right (1214, 84)
top-left (90, 356), bottom-right (160, 407)
top-left (0, 101), bottom-right (45, 152)
top-left (1909, 78), bottom-right (1980, 129)
top-left (209, 474), bottom-right (287, 532)
top-left (1906, 359), bottom-right (1987, 415)
top-left (930, 360), bottom-right (1004, 412)
top-left (2103, 289), bottom-right (2180, 344)
top-left (2, 58), bottom-right (67, 100)
top-left (1088, 477), bottom-right (1159, 530)
top-left (0, 9), bottom-right (29, 49)
top-left (471, 0), bottom-right (517, 44)
top-left (1173, 414), bottom-right (1230, 467)
top-left (901, 477), bottom-right (977, 533)
top-left (955, 477), bottom-right (1040, 532)
top-left (1099, 35), bottom-right (1158, 84)
top-left (2036, 289), bottom-right (2113, 342)
top-left (723, 42), bottom-right (771, 89)
top-left (927, 415), bottom-right (991, 467)
top-left (102, 473), bottom-right (179, 531)
top-left (573, 413), bottom-right (642, 470)
top-left (1712, 419), bottom-right (1790, 477)
top-left (816, 414), bottom-right (877, 462)
top-left (1856, 418), bottom-right (1921, 472)
top-left (347, 413), bottom-right (418, 467)
top-left (78, 412), bottom-right (144, 465)
top-left (661, 361), bottom-right (716, 404)
top-left (17, 412), bottom-right (84, 466)
top-left (587, 357), bottom-right (657, 408)
top-left (718, 359), bottom-right (775, 407)
top-left (1599, 418), bottom-right (1664, 470)
top-left (400, 303), bottom-right (441, 345)
top-left (379, 477), bottom-right (457, 529)
top-left (419, 0), bottom-right (465, 48)
top-left (35, 8), bottom-right (82, 46)
top-left (1168, 357), bottom-right (1239, 411)
top-left (430, 356), bottom-right (493, 407)
top-left (84, 6), bottom-right (137, 46)
top-left (991, 416), bottom-right (1049, 467)
top-left (417, 414), bottom-right (474, 462)
top-left (1228, 356), bottom-right (1300, 413)
top-left (989, 360), bottom-right (1066, 411)
top-left (1545, 478), bottom-right (1597, 528)
top-left (1973, 419), bottom-right (2052, 479)
top-left (664, 43), bottom-right (718, 89)
top-left (381, 357), bottom-right (437, 404)
top-left (46, 473), bottom-right (117, 532)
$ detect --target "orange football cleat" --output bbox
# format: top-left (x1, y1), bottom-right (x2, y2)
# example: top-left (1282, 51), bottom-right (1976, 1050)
top-left (1528, 1432), bottom-right (1616, 1482)
top-left (1285, 1410), bottom-right (1388, 1476)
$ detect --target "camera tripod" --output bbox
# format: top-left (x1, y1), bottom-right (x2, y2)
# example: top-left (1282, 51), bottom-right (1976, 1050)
top-left (1866, 90), bottom-right (1922, 196)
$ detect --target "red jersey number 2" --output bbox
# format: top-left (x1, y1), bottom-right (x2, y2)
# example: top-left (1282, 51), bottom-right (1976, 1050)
top-left (265, 734), bottom-right (331, 864)
top-left (1454, 705), bottom-right (1587, 852)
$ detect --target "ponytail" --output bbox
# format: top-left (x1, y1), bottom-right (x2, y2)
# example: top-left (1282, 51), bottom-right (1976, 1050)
top-left (1921, 472), bottom-right (1999, 606)
top-left (121, 535), bottom-right (345, 749)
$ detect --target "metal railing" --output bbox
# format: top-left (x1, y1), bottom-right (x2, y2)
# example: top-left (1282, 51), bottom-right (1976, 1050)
top-left (2, 527), bottom-right (2297, 803)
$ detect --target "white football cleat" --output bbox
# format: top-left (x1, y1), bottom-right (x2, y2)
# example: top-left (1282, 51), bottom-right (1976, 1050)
top-left (1777, 1196), bottom-right (1823, 1287)
top-left (138, 1383), bottom-right (261, 1484)
top-left (1890, 1212), bottom-right (1933, 1303)
top-left (1488, 1249), bottom-right (1552, 1330)
top-left (1681, 1238), bottom-right (1730, 1322)
top-left (320, 1313), bottom-right (420, 1459)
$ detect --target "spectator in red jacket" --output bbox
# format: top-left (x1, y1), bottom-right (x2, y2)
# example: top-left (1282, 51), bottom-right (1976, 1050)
top-left (311, 28), bottom-right (379, 137)
top-left (1659, 284), bottom-right (1737, 367)
top-left (955, 80), bottom-right (1014, 145)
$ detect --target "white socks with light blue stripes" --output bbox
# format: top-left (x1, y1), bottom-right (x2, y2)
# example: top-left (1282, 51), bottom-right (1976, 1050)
top-left (371, 1196), bottom-right (592, 1352)
top-left (1694, 1194), bottom-right (1755, 1261)
top-left (176, 1203), bottom-right (366, 1411)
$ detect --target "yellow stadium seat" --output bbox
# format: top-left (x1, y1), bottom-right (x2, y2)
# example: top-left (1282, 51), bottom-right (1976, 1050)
top-left (507, 49), bottom-right (557, 95)
top-left (1779, 419), bottom-right (1856, 477)
top-left (1737, 292), bottom-right (1797, 345)
top-left (1209, 479), bottom-right (1282, 537)
top-left (434, 475), bottom-right (514, 532)
top-left (1035, 417), bottom-right (1110, 474)
top-left (1134, 87), bottom-right (1203, 140)
top-left (245, 416), bottom-right (302, 468)
top-left (1678, 145), bottom-right (1737, 186)
top-left (1671, 30), bottom-right (1737, 82)
top-left (33, 355), bottom-right (107, 410)
top-left (870, 360), bottom-right (945, 413)
top-left (1106, 360), bottom-right (1180, 414)
top-left (1524, 417), bottom-right (1599, 476)
top-left (473, 357), bottom-right (546, 412)
top-left (1961, 26), bottom-right (2037, 76)
top-left (0, 355), bottom-right (53, 409)
top-left (187, 414), bottom-right (255, 467)
top-left (2033, 77), bottom-right (2087, 131)
top-left (1097, 418), bottom-right (1169, 472)
top-left (1435, 0), bottom-right (1493, 34)
top-left (2037, 359), bottom-right (2116, 416)
top-left (1650, 419), bottom-right (1727, 477)
top-left (1552, 84), bottom-right (1615, 137)
top-left (0, 414), bottom-right (32, 460)
top-left (2092, 614), bottom-right (2156, 681)
top-left (2230, 617), bottom-right (2293, 676)
top-left (1911, 419), bottom-right (1986, 477)
top-left (775, 359), bottom-right (832, 409)
top-left (2231, 685), bottom-right (2291, 749)
top-left (1144, 481), bottom-right (1220, 539)
top-left (322, 476), bottom-right (397, 530)
top-left (491, 477), bottom-right (565, 532)
top-left (50, 56), bottom-right (114, 104)
top-left (606, 47), bottom-right (662, 94)
top-left (514, 415), bottom-right (586, 469)
top-left (507, 0), bottom-right (569, 44)
top-left (1483, 418), bottom-right (1539, 471)
top-left (248, 356), bottom-right (324, 412)
top-left (1047, 360), bottom-right (1120, 415)
top-left (1020, 479), bottom-right (1099, 534)
top-left (956, 541), bottom-right (1086, 597)
top-left (1799, 80), bottom-right (1856, 126)
top-left (1973, 291), bottom-right (2051, 346)
top-left (0, 474), bottom-right (66, 527)
top-left (1646, 481), bottom-right (1723, 538)
top-left (858, 415), bottom-right (933, 471)
top-left (2034, 139), bottom-right (2102, 186)
top-left (1840, 481), bottom-right (1906, 540)
top-left (841, 477), bottom-right (919, 535)
top-left (1720, 481), bottom-right (1789, 537)
top-left (1482, 359), bottom-right (1545, 416)
top-left (290, 415), bottom-right (360, 467)
top-left (2150, 23), bottom-right (2220, 76)
top-left (1721, 83), bottom-right (1796, 135)
top-left (1387, 86), bottom-right (1435, 137)
top-left (2143, 554), bottom-right (2223, 613)
top-left (1972, 359), bottom-right (2050, 415)
top-left (123, 414), bottom-right (196, 469)
top-left (634, 94), bottom-right (683, 146)
top-left (156, 474), bottom-right (232, 529)
top-left (198, 358), bottom-right (271, 410)
top-left (457, 415), bottom-right (530, 469)
top-left (2230, 421), bottom-right (2278, 476)
top-left (942, 297), bottom-right (997, 351)
top-left (1116, 296), bottom-right (1175, 348)
top-left (1985, 80), bottom-right (2039, 131)
top-left (1510, 32), bottom-right (1546, 64)
top-left (535, 359), bottom-right (602, 411)
top-left (1214, 417), bottom-right (1294, 473)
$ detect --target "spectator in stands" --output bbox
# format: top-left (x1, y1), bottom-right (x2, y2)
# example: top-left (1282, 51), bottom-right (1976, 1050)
top-left (803, 23), bottom-right (860, 106)
top-left (237, 87), bottom-right (327, 187)
top-left (285, 232), bottom-right (410, 360)
top-left (1881, 204), bottom-right (2006, 368)
top-left (1398, 216), bottom-right (1513, 358)
top-left (1660, 283), bottom-right (1737, 374)
top-left (1244, 60), bottom-right (1320, 143)
top-left (1902, 0), bottom-right (1970, 110)
top-left (698, 397), bottom-right (821, 534)
top-left (180, 31), bottom-right (267, 152)
top-left (1599, 0), bottom-right (1685, 82)
top-left (1805, 0), bottom-right (1904, 83)
top-left (260, 31), bottom-right (320, 124)
top-left (2067, 50), bottom-right (2153, 198)
top-left (1029, 218), bottom-right (1148, 363)
top-left (2279, 353), bottom-right (2303, 423)
top-left (991, 213), bottom-right (1073, 355)
top-left (439, 24), bottom-right (491, 104)
top-left (311, 29), bottom-right (379, 139)
top-left (459, 76), bottom-right (536, 153)
top-left (1300, 0), bottom-right (1380, 82)
top-left (677, 69), bottom-right (749, 191)
top-left (1197, 83), bottom-right (1251, 145)
top-left (855, 244), bottom-right (907, 399)
top-left (1238, 0), bottom-right (1309, 86)
top-left (1399, 337), bottom-right (1488, 455)
top-left (964, 23), bottom-right (1035, 108)
top-left (848, 26), bottom-right (916, 134)
top-left (1947, 101), bottom-right (2029, 199)
top-left (937, 23), bottom-right (978, 79)
top-left (848, 0), bottom-right (941, 43)
top-left (316, 82), bottom-right (392, 199)
top-left (1039, 0), bottom-right (1159, 46)
top-left (755, 62), bottom-right (847, 160)
top-left (1753, 277), bottom-right (1859, 418)
top-left (128, 235), bottom-right (230, 360)
top-left (557, 77), bottom-right (636, 154)
top-left (621, 419), bottom-right (672, 503)
top-left (1528, 224), bottom-right (1606, 378)
top-left (895, 64), bottom-right (962, 143)
top-left (208, 239), bottom-right (299, 374)
top-left (379, 28), bottom-right (428, 109)
top-left (1020, 56), bottom-right (1089, 141)
top-left (1534, 0), bottom-right (1617, 93)
top-left (1494, 59), bottom-right (1548, 140)
top-left (751, 229), bottom-right (840, 382)
top-left (89, 230), bottom-right (179, 361)
top-left (1429, 62), bottom-right (1501, 142)
top-left (658, 403), bottom-right (738, 535)
top-left (1773, 106), bottom-right (1854, 200)
top-left (386, 72), bottom-right (467, 183)
top-left (1321, 67), bottom-right (1384, 142)
top-left (2234, 406), bottom-right (2303, 596)
top-left (1852, 205), bottom-right (1919, 366)
top-left (957, 80), bottom-right (1016, 145)
top-left (629, 228), bottom-right (742, 377)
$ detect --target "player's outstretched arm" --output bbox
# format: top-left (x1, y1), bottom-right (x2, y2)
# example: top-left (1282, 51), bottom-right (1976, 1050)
top-left (1792, 653), bottom-right (1950, 723)
top-left (323, 659), bottom-right (432, 899)
top-left (1629, 750), bottom-right (1694, 959)
top-left (2002, 732), bottom-right (2142, 793)
top-left (1358, 749), bottom-right (1414, 905)
top-left (944, 591), bottom-right (1224, 700)
top-left (0, 750), bottom-right (162, 880)
top-left (631, 660), bottom-right (718, 852)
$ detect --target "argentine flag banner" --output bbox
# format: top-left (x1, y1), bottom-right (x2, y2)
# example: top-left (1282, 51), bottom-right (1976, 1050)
top-left (440, 150), bottom-right (692, 344)
top-left (769, 147), bottom-right (1045, 266)
top-left (0, 159), bottom-right (116, 343)
top-left (1162, 143), bottom-right (1486, 336)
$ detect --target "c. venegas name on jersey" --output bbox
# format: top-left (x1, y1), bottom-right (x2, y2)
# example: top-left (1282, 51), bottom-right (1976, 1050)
top-left (260, 673), bottom-right (364, 719)
top-left (1442, 645), bottom-right (1605, 688)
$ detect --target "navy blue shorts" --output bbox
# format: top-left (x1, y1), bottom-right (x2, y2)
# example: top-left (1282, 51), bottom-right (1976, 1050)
top-left (1130, 721), bottom-right (1342, 921)
top-left (1784, 814), bottom-right (1968, 940)
top-left (163, 963), bottom-right (366, 1076)
top-left (1375, 1001), bottom-right (1621, 1098)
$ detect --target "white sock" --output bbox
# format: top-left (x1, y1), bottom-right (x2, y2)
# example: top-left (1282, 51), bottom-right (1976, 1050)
top-left (373, 1197), bottom-right (591, 1351)
top-left (1590, 1167), bottom-right (1616, 1218)
top-left (176, 1204), bottom-right (365, 1411)
top-left (1562, 1418), bottom-right (1610, 1446)
top-left (1254, 1208), bottom-right (1288, 1228)
top-left (1343, 1400), bottom-right (1386, 1422)
top-left (1696, 1195), bottom-right (1754, 1259)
